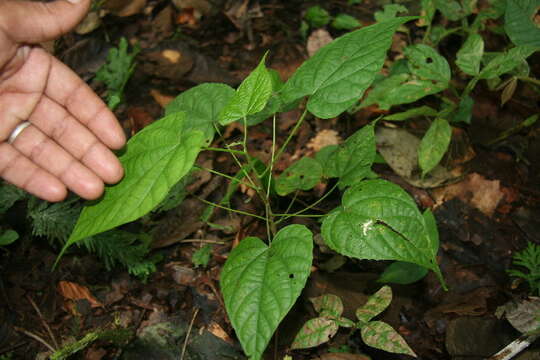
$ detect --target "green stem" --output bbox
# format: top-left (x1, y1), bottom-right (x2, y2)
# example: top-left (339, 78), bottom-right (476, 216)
top-left (517, 76), bottom-right (540, 87)
top-left (272, 108), bottom-right (308, 170)
top-left (193, 166), bottom-right (260, 191)
top-left (193, 195), bottom-right (267, 221)
top-left (275, 182), bottom-right (339, 224)
top-left (202, 146), bottom-right (245, 156)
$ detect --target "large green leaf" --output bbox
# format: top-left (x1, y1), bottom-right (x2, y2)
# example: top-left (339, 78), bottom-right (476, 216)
top-left (321, 179), bottom-right (441, 273)
top-left (479, 46), bottom-right (538, 79)
top-left (323, 123), bottom-right (376, 188)
top-left (165, 83), bottom-right (235, 144)
top-left (418, 118), bottom-right (452, 177)
top-left (275, 157), bottom-right (323, 196)
top-left (219, 54), bottom-right (273, 125)
top-left (505, 0), bottom-right (540, 47)
top-left (220, 225), bottom-right (313, 360)
top-left (64, 113), bottom-right (204, 250)
top-left (280, 17), bottom-right (415, 119)
top-left (456, 34), bottom-right (485, 76)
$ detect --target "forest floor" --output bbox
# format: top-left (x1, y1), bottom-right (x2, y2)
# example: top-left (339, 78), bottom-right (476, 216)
top-left (1, 0), bottom-right (540, 359)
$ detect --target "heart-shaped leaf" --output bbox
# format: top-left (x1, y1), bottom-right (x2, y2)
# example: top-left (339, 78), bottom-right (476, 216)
top-left (361, 321), bottom-right (417, 357)
top-left (165, 83), bottom-right (235, 144)
top-left (220, 224), bottom-right (313, 359)
top-left (291, 317), bottom-right (339, 349)
top-left (356, 286), bottom-right (392, 324)
top-left (280, 17), bottom-right (415, 119)
top-left (63, 113), bottom-right (204, 252)
top-left (220, 53), bottom-right (272, 125)
top-left (321, 179), bottom-right (442, 277)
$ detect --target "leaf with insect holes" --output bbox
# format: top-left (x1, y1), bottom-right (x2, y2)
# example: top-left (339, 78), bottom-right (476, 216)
top-left (63, 113), bottom-right (204, 255)
top-left (165, 83), bottom-right (235, 144)
top-left (323, 123), bottom-right (376, 188)
top-left (220, 225), bottom-right (313, 360)
top-left (275, 157), bottom-right (323, 196)
top-left (321, 180), bottom-right (444, 284)
top-left (378, 261), bottom-right (428, 285)
top-left (311, 294), bottom-right (344, 318)
top-left (361, 321), bottom-right (417, 357)
top-left (356, 286), bottom-right (392, 324)
top-left (291, 317), bottom-right (339, 349)
top-left (219, 53), bottom-right (272, 125)
top-left (479, 46), bottom-right (538, 79)
top-left (280, 17), bottom-right (415, 119)
top-left (505, 0), bottom-right (540, 47)
top-left (405, 44), bottom-right (451, 84)
top-left (456, 33), bottom-right (484, 76)
top-left (360, 45), bottom-right (450, 110)
top-left (418, 118), bottom-right (452, 177)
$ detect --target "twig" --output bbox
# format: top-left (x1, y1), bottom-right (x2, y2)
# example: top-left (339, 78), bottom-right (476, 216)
top-left (26, 295), bottom-right (59, 349)
top-left (13, 326), bottom-right (56, 353)
top-left (180, 308), bottom-right (199, 360)
top-left (487, 333), bottom-right (540, 360)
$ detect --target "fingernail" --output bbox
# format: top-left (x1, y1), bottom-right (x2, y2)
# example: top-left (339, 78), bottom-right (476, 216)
top-left (66, 0), bottom-right (82, 3)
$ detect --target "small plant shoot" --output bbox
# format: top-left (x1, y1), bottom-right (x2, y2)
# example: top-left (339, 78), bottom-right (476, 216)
top-left (59, 16), bottom-right (462, 359)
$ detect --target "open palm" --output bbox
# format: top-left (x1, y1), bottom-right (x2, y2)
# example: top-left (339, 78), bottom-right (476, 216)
top-left (0, 0), bottom-right (125, 202)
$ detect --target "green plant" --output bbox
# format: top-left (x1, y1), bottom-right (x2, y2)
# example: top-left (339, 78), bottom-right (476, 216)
top-left (58, 16), bottom-right (448, 359)
top-left (354, 0), bottom-right (539, 177)
top-left (292, 286), bottom-right (416, 357)
top-left (508, 242), bottom-right (540, 296)
top-left (95, 37), bottom-right (139, 110)
top-left (302, 5), bottom-right (362, 34)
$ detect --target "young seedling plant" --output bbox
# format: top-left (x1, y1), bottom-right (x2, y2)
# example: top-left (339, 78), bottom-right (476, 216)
top-left (292, 286), bottom-right (417, 357)
top-left (58, 16), bottom-right (448, 359)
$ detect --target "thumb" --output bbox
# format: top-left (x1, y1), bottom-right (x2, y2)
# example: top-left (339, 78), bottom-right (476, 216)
top-left (0, 0), bottom-right (91, 44)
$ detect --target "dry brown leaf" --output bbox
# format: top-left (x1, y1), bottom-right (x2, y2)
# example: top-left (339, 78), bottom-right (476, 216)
top-left (307, 129), bottom-right (342, 152)
top-left (307, 29), bottom-right (333, 57)
top-left (207, 322), bottom-right (234, 344)
top-left (57, 281), bottom-right (102, 308)
top-left (149, 89), bottom-right (175, 108)
top-left (103, 0), bottom-right (147, 17)
top-left (432, 173), bottom-right (504, 216)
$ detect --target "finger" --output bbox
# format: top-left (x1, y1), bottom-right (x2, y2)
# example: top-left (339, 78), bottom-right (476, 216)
top-left (9, 124), bottom-right (105, 200)
top-left (0, 142), bottom-right (67, 202)
top-left (0, 0), bottom-right (90, 44)
top-left (30, 97), bottom-right (124, 184)
top-left (45, 53), bottom-right (126, 149)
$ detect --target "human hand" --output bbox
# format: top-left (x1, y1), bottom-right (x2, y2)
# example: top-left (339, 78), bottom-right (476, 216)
top-left (0, 0), bottom-right (126, 202)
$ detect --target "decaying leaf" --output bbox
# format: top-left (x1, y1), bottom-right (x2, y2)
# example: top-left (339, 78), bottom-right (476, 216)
top-left (361, 321), bottom-right (417, 357)
top-left (57, 281), bottom-right (103, 308)
top-left (432, 173), bottom-right (505, 216)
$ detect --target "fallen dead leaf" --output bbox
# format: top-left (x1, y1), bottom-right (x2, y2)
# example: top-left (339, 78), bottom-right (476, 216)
top-left (57, 281), bottom-right (102, 308)
top-left (103, 0), bottom-right (147, 17)
top-left (149, 89), bottom-right (175, 108)
top-left (432, 173), bottom-right (504, 217)
top-left (207, 322), bottom-right (234, 344)
top-left (307, 129), bottom-right (342, 152)
top-left (307, 29), bottom-right (333, 57)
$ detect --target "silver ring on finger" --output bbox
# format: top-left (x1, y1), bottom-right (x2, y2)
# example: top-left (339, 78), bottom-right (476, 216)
top-left (7, 121), bottom-right (31, 144)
